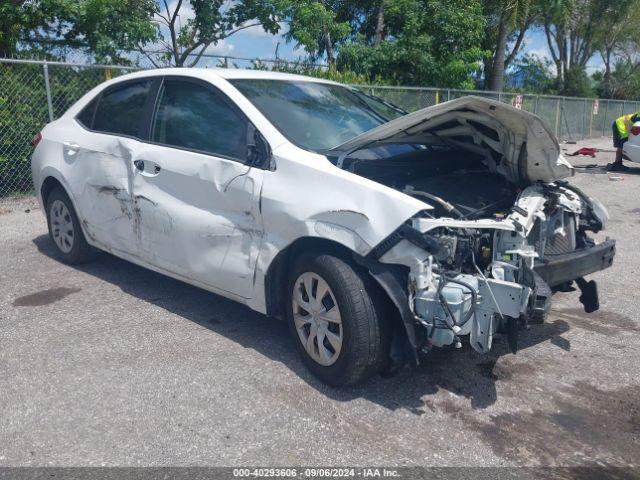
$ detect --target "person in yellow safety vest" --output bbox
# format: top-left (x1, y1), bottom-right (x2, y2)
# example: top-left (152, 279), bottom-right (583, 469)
top-left (608, 112), bottom-right (640, 171)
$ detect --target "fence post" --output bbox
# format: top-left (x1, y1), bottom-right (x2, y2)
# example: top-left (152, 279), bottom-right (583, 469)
top-left (588, 99), bottom-right (593, 138)
top-left (583, 98), bottom-right (587, 139)
top-left (561, 97), bottom-right (565, 139)
top-left (533, 95), bottom-right (539, 115)
top-left (554, 98), bottom-right (561, 138)
top-left (42, 61), bottom-right (54, 122)
top-left (602, 100), bottom-right (609, 137)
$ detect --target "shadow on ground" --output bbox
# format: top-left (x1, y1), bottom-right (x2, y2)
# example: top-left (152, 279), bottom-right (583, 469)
top-left (32, 234), bottom-right (571, 414)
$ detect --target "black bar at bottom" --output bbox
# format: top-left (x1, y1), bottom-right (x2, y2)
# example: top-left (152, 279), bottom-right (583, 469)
top-left (534, 239), bottom-right (616, 288)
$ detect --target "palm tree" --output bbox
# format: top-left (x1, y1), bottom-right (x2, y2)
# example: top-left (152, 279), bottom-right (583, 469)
top-left (484, 0), bottom-right (535, 92)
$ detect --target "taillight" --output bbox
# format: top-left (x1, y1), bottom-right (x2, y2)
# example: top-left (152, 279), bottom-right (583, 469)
top-left (631, 126), bottom-right (640, 136)
top-left (32, 132), bottom-right (42, 147)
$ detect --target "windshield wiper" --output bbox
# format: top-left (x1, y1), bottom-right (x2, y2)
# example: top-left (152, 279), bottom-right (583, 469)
top-left (353, 89), bottom-right (409, 117)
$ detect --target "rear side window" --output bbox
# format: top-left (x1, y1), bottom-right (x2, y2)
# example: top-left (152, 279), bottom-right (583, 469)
top-left (92, 80), bottom-right (151, 138)
top-left (151, 79), bottom-right (247, 161)
top-left (76, 97), bottom-right (98, 128)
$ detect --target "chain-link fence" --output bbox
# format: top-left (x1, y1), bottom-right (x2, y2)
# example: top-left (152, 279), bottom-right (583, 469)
top-left (0, 58), bottom-right (136, 197)
top-left (2, 57), bottom-right (637, 198)
top-left (364, 86), bottom-right (640, 142)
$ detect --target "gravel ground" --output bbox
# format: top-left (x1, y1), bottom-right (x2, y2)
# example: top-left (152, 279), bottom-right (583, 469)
top-left (0, 137), bottom-right (638, 468)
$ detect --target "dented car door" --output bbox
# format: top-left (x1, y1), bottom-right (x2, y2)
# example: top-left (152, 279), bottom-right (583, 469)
top-left (69, 79), bottom-right (154, 257)
top-left (131, 77), bottom-right (264, 299)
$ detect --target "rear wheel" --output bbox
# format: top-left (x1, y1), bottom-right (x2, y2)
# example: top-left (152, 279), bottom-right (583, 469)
top-left (286, 252), bottom-right (388, 386)
top-left (45, 187), bottom-right (93, 264)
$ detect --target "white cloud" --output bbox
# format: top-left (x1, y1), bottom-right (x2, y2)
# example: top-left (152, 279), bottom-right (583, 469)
top-left (240, 23), bottom-right (272, 38)
top-left (156, 0), bottom-right (196, 24)
top-left (291, 45), bottom-right (307, 58)
top-left (204, 39), bottom-right (235, 56)
top-left (586, 55), bottom-right (605, 72)
top-left (521, 46), bottom-right (557, 75)
top-left (239, 21), bottom-right (286, 40)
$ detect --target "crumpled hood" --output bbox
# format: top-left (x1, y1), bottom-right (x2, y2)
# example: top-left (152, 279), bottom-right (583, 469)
top-left (331, 95), bottom-right (574, 184)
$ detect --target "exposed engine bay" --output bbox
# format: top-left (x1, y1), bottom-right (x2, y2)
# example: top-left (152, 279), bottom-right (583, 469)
top-left (335, 141), bottom-right (614, 358)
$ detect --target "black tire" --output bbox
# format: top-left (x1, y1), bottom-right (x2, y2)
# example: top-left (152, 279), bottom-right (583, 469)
top-left (45, 186), bottom-right (93, 264)
top-left (286, 252), bottom-right (389, 386)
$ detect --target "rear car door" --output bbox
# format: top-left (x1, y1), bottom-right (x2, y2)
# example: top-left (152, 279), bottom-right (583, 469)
top-left (131, 77), bottom-right (265, 299)
top-left (69, 79), bottom-right (155, 257)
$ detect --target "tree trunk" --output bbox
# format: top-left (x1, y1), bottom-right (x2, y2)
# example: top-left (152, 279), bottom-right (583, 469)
top-left (488, 14), bottom-right (508, 92)
top-left (323, 24), bottom-right (335, 67)
top-left (0, 41), bottom-right (13, 58)
top-left (374, 0), bottom-right (385, 47)
top-left (0, 23), bottom-right (17, 58)
top-left (602, 48), bottom-right (613, 97)
top-left (483, 58), bottom-right (494, 89)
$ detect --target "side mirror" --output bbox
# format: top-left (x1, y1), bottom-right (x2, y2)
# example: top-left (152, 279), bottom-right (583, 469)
top-left (247, 124), bottom-right (271, 168)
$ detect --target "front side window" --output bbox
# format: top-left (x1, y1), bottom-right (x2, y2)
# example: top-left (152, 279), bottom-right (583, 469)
top-left (152, 79), bottom-right (247, 161)
top-left (92, 80), bottom-right (151, 137)
top-left (230, 79), bottom-right (404, 151)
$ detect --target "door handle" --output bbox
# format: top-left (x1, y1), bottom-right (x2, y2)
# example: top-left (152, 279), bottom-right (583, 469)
top-left (63, 141), bottom-right (80, 152)
top-left (133, 159), bottom-right (161, 176)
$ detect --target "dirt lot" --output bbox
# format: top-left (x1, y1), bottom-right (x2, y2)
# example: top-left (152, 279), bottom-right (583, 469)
top-left (0, 137), bottom-right (638, 468)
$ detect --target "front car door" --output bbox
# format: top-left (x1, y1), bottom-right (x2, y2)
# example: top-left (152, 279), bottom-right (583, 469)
top-left (68, 79), bottom-right (155, 257)
top-left (131, 77), bottom-right (264, 299)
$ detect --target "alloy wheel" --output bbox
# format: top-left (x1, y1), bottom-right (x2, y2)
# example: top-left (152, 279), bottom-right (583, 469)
top-left (292, 272), bottom-right (343, 366)
top-left (50, 199), bottom-right (74, 253)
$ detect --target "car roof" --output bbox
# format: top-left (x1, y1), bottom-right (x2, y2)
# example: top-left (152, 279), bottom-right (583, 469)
top-left (109, 67), bottom-right (343, 86)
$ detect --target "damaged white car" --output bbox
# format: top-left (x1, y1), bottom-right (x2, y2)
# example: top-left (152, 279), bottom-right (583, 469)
top-left (31, 69), bottom-right (615, 386)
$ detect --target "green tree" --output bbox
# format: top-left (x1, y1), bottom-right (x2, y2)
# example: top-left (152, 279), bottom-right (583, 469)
top-left (0, 0), bottom-right (57, 58)
top-left (507, 53), bottom-right (555, 93)
top-left (337, 0), bottom-right (486, 87)
top-left (283, 0), bottom-right (351, 66)
top-left (63, 0), bottom-right (157, 63)
top-left (482, 0), bottom-right (538, 92)
top-left (153, 0), bottom-right (284, 67)
top-left (540, 0), bottom-right (610, 93)
top-left (593, 0), bottom-right (640, 98)
top-left (0, 0), bottom-right (157, 63)
top-left (594, 61), bottom-right (640, 100)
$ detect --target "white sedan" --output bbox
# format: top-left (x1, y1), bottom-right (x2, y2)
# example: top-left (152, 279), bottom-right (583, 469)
top-left (31, 69), bottom-right (615, 385)
top-left (622, 121), bottom-right (640, 163)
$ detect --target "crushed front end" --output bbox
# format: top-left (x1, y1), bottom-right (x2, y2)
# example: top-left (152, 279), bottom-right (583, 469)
top-left (367, 182), bottom-right (615, 358)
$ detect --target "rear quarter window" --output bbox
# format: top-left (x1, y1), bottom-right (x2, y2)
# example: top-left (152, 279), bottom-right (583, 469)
top-left (92, 80), bottom-right (152, 138)
top-left (76, 97), bottom-right (98, 129)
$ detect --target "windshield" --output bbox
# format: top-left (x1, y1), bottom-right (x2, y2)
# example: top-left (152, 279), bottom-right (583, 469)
top-left (230, 79), bottom-right (405, 151)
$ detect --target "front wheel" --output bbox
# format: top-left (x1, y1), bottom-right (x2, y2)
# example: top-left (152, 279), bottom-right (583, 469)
top-left (286, 252), bottom-right (388, 386)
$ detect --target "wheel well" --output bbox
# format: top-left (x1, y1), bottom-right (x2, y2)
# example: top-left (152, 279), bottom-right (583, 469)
top-left (40, 176), bottom-right (64, 206)
top-left (263, 237), bottom-right (400, 325)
